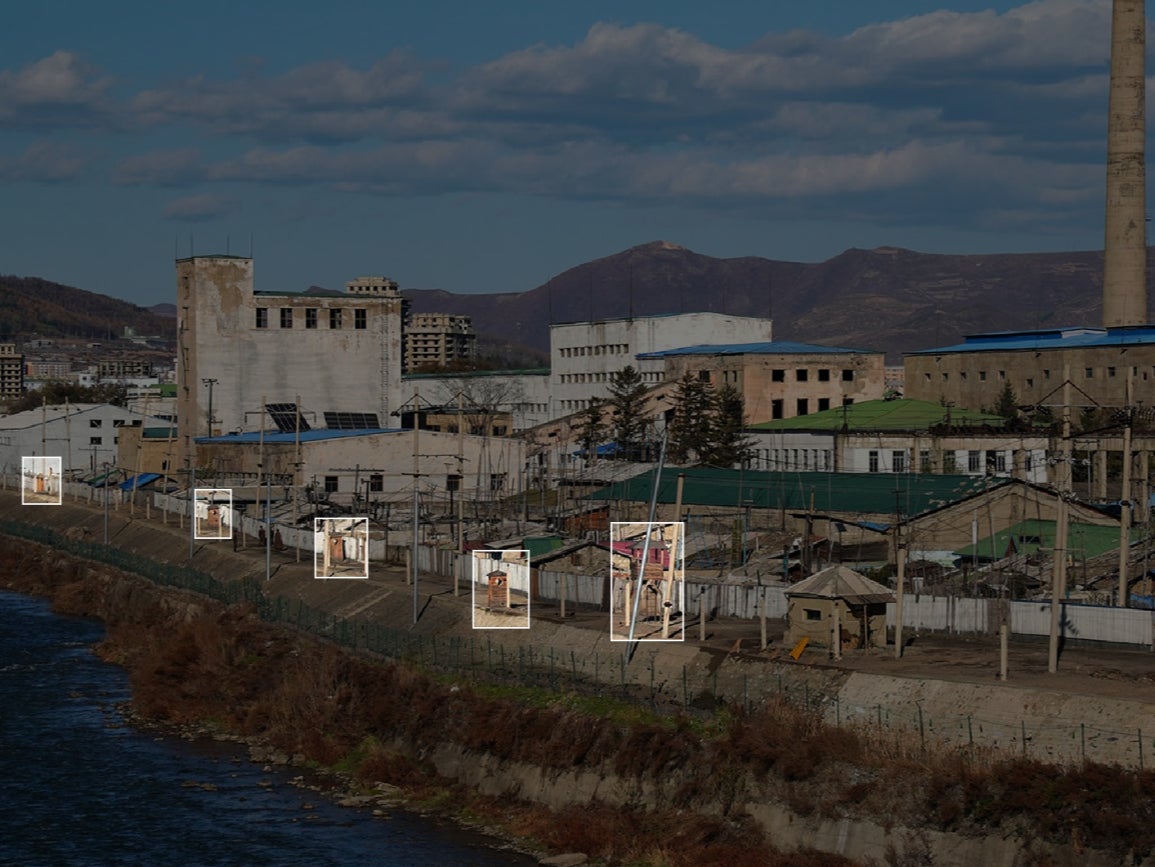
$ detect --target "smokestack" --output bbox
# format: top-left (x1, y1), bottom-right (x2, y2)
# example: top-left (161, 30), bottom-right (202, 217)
top-left (1103, 0), bottom-right (1147, 328)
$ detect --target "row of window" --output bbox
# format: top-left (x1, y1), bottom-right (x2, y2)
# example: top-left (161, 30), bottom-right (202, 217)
top-left (88, 419), bottom-right (132, 428)
top-left (927, 365), bottom-right (1146, 384)
top-left (558, 371), bottom-right (663, 385)
top-left (318, 473), bottom-right (506, 492)
top-left (864, 449), bottom-right (1021, 474)
top-left (769, 368), bottom-right (855, 383)
top-left (770, 396), bottom-right (853, 419)
top-left (255, 307), bottom-right (367, 330)
top-left (559, 344), bottom-right (629, 358)
top-left (749, 448), bottom-right (834, 472)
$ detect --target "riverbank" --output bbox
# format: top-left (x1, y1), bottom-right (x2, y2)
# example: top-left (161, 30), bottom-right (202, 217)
top-left (5, 493), bottom-right (1155, 865)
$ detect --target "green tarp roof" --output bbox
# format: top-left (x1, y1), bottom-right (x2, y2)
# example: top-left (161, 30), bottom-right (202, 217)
top-left (954, 519), bottom-right (1120, 562)
top-left (749, 398), bottom-right (1006, 432)
top-left (588, 466), bottom-right (1003, 518)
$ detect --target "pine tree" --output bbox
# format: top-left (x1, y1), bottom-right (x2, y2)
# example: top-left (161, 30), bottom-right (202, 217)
top-left (994, 382), bottom-right (1018, 420)
top-left (607, 366), bottom-right (650, 460)
top-left (575, 399), bottom-right (605, 465)
top-left (703, 384), bottom-right (752, 467)
top-left (668, 371), bottom-right (714, 463)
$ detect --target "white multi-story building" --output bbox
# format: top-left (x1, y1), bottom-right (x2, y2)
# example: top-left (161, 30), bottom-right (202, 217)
top-left (0, 403), bottom-right (169, 475)
top-left (548, 312), bottom-right (773, 416)
top-left (175, 257), bottom-right (406, 466)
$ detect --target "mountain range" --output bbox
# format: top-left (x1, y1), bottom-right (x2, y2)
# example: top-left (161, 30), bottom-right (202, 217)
top-left (4, 241), bottom-right (1130, 360)
top-left (403, 241), bottom-right (1117, 361)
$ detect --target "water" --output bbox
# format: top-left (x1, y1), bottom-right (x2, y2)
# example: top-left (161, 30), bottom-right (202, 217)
top-left (0, 590), bottom-right (537, 866)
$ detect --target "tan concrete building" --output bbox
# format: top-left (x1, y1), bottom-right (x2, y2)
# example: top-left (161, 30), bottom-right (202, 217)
top-left (403, 312), bottom-right (476, 372)
top-left (903, 327), bottom-right (1155, 412)
top-left (175, 256), bottom-right (406, 468)
top-left (0, 343), bottom-right (23, 401)
top-left (640, 341), bottom-right (885, 424)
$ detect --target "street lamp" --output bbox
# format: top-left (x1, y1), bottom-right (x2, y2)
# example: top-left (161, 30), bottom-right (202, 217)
top-left (201, 378), bottom-right (218, 437)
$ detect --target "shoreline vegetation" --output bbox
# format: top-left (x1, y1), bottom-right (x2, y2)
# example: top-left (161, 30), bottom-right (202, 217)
top-left (7, 537), bottom-right (1155, 866)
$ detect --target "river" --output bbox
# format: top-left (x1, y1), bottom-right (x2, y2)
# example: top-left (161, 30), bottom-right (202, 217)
top-left (0, 589), bottom-right (537, 866)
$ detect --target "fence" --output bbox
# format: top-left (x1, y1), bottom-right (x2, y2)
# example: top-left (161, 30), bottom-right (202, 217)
top-left (5, 511), bottom-right (1155, 767)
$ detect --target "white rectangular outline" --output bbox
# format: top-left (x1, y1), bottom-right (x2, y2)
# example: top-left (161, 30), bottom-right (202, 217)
top-left (609, 521), bottom-right (685, 643)
top-left (313, 516), bottom-right (370, 580)
top-left (21, 455), bottom-right (62, 506)
top-left (470, 549), bottom-right (531, 630)
top-left (193, 488), bottom-right (233, 540)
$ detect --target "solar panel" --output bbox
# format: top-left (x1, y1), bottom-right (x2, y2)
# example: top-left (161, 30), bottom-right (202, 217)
top-left (323, 411), bottom-right (380, 430)
top-left (266, 403), bottom-right (311, 433)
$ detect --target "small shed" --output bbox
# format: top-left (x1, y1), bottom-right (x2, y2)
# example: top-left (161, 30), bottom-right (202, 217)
top-left (785, 565), bottom-right (894, 651)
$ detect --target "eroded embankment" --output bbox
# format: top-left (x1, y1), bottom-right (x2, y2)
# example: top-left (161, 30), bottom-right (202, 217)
top-left (6, 535), bottom-right (1155, 867)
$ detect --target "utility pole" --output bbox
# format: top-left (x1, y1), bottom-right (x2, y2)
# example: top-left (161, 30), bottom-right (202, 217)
top-left (1118, 366), bottom-right (1134, 606)
top-left (201, 378), bottom-right (217, 437)
top-left (1048, 365), bottom-right (1072, 674)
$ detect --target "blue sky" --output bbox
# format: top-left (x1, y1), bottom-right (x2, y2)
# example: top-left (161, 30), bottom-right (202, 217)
top-left (0, 0), bottom-right (1133, 305)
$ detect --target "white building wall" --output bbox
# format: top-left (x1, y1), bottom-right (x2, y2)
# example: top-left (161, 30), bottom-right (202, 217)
top-left (176, 256), bottom-right (404, 463)
top-left (405, 371), bottom-right (551, 431)
top-left (548, 313), bottom-right (773, 418)
top-left (0, 404), bottom-right (168, 475)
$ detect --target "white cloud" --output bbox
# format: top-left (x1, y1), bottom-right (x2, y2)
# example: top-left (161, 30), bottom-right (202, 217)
top-left (162, 193), bottom-right (239, 222)
top-left (0, 51), bottom-right (112, 127)
top-left (0, 140), bottom-right (87, 181)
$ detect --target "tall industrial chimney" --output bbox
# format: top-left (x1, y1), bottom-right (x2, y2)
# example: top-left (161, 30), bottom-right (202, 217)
top-left (1103, 0), bottom-right (1147, 328)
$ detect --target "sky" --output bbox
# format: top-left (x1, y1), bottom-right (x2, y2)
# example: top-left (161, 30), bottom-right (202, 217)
top-left (0, 0), bottom-right (1137, 306)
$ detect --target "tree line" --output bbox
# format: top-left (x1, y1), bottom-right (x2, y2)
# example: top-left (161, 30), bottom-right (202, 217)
top-left (575, 366), bottom-right (751, 467)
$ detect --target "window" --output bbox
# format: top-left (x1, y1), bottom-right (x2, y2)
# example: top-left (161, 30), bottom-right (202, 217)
top-left (493, 425), bottom-right (507, 436)
top-left (355, 309), bottom-right (367, 330)
top-left (90, 419), bottom-right (102, 428)
top-left (1025, 378), bottom-right (1033, 388)
top-left (324, 476), bottom-right (339, 493)
top-left (892, 450), bottom-right (906, 473)
top-left (1043, 369), bottom-right (1051, 379)
top-left (255, 308), bottom-right (268, 328)
top-left (1108, 366), bottom-right (1117, 378)
top-left (941, 372), bottom-right (949, 381)
top-left (306, 308), bottom-right (318, 329)
top-left (89, 436), bottom-right (102, 445)
top-left (697, 370), bottom-right (711, 382)
top-left (842, 397), bottom-right (854, 406)
top-left (330, 309), bottom-right (343, 329)
top-left (445, 474), bottom-right (461, 493)
top-left (920, 449), bottom-right (931, 473)
top-left (998, 370), bottom-right (1006, 380)
top-left (771, 369), bottom-right (785, 382)
top-left (943, 452), bottom-right (957, 473)
top-left (796, 398), bottom-right (809, 416)
top-left (1085, 368), bottom-right (1093, 379)
top-left (994, 452), bottom-right (1007, 473)
top-left (841, 369), bottom-right (854, 382)
top-left (490, 473), bottom-right (506, 491)
top-left (978, 371), bottom-right (986, 381)
top-left (817, 398), bottom-right (830, 412)
top-left (771, 399), bottom-right (784, 420)
top-left (818, 369), bottom-right (830, 382)
top-left (796, 369), bottom-right (808, 382)
top-left (868, 450), bottom-right (879, 473)
top-left (968, 450), bottom-right (981, 473)
top-left (805, 608), bottom-right (822, 621)
top-left (369, 474), bottom-right (383, 492)
top-left (280, 308), bottom-right (293, 328)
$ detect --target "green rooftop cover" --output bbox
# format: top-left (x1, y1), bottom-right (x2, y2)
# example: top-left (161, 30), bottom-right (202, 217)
top-left (749, 398), bottom-right (1006, 432)
top-left (954, 519), bottom-right (1119, 562)
top-left (588, 466), bottom-right (1002, 518)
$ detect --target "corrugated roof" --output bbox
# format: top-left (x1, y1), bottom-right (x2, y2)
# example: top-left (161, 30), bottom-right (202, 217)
top-left (749, 398), bottom-right (1006, 432)
top-left (906, 326), bottom-right (1155, 356)
top-left (197, 428), bottom-right (404, 444)
top-left (587, 466), bottom-right (1002, 517)
top-left (954, 519), bottom-right (1120, 561)
top-left (637, 341), bottom-right (878, 359)
top-left (786, 565), bottom-right (895, 605)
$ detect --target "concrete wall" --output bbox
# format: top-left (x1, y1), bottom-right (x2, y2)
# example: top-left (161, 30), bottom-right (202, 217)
top-left (904, 345), bottom-right (1155, 411)
top-left (660, 350), bottom-right (884, 425)
top-left (176, 256), bottom-right (404, 450)
top-left (549, 313), bottom-right (773, 417)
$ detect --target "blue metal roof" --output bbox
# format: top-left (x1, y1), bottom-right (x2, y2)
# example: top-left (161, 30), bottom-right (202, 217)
top-left (637, 341), bottom-right (878, 359)
top-left (196, 428), bottom-right (404, 444)
top-left (906, 326), bottom-right (1155, 356)
top-left (119, 473), bottom-right (162, 491)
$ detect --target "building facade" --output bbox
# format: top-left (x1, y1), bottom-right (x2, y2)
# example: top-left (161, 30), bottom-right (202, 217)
top-left (640, 341), bottom-right (885, 425)
top-left (0, 403), bottom-right (167, 475)
top-left (548, 312), bottom-right (773, 417)
top-left (403, 312), bottom-right (476, 372)
top-left (0, 343), bottom-right (23, 402)
top-left (175, 256), bottom-right (405, 468)
top-left (904, 327), bottom-right (1155, 412)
